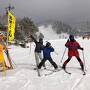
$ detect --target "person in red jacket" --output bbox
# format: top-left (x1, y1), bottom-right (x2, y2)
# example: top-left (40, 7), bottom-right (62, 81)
top-left (62, 35), bottom-right (84, 72)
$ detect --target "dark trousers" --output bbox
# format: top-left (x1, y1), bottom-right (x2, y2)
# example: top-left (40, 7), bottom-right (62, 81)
top-left (38, 58), bottom-right (58, 69)
top-left (63, 56), bottom-right (84, 71)
top-left (35, 52), bottom-right (45, 68)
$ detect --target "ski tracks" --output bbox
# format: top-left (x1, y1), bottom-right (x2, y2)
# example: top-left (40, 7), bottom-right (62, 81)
top-left (71, 74), bottom-right (85, 90)
top-left (19, 80), bottom-right (31, 90)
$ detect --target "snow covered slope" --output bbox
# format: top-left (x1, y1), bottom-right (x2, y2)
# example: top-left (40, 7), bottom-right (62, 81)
top-left (0, 38), bottom-right (90, 90)
top-left (38, 25), bottom-right (59, 40)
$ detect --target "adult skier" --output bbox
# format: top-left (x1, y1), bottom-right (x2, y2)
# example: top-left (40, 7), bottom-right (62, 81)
top-left (38, 42), bottom-right (58, 70)
top-left (30, 35), bottom-right (46, 69)
top-left (0, 35), bottom-right (13, 69)
top-left (62, 35), bottom-right (85, 74)
top-left (0, 42), bottom-right (8, 71)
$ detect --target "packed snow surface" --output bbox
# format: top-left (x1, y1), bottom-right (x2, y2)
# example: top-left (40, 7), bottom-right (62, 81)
top-left (0, 38), bottom-right (90, 90)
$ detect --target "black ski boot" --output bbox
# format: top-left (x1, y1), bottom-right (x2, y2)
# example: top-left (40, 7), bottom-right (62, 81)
top-left (81, 65), bottom-right (86, 75)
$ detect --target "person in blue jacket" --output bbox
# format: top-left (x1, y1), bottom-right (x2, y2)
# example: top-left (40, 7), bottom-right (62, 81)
top-left (38, 42), bottom-right (58, 69)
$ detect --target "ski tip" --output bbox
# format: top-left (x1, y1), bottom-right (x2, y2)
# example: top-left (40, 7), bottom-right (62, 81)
top-left (64, 70), bottom-right (71, 75)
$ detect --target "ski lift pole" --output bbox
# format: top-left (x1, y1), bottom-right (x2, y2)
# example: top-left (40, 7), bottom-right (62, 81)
top-left (82, 50), bottom-right (86, 71)
top-left (60, 48), bottom-right (67, 63)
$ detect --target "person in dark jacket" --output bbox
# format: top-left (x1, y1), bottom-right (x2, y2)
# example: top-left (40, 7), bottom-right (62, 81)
top-left (62, 35), bottom-right (84, 72)
top-left (38, 42), bottom-right (58, 70)
top-left (30, 35), bottom-right (46, 68)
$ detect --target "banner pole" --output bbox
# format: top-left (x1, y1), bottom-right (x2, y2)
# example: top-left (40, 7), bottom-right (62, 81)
top-left (6, 11), bottom-right (9, 46)
top-left (6, 11), bottom-right (13, 69)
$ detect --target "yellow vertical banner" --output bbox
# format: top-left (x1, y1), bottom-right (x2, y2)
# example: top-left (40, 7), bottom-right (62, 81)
top-left (8, 11), bottom-right (16, 43)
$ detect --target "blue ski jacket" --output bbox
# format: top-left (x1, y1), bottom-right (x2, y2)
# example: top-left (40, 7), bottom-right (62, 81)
top-left (42, 46), bottom-right (54, 59)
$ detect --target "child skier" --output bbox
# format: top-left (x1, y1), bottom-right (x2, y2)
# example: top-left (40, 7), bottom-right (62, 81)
top-left (62, 35), bottom-right (85, 74)
top-left (38, 42), bottom-right (58, 70)
top-left (30, 35), bottom-right (46, 69)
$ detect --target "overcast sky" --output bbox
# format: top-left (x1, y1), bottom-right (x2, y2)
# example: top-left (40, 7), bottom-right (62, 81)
top-left (0, 0), bottom-right (90, 23)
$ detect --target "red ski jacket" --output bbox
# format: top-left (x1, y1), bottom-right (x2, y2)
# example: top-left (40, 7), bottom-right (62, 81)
top-left (65, 41), bottom-right (81, 57)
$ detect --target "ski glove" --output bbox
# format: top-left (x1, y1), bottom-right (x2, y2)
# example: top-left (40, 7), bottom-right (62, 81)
top-left (80, 47), bottom-right (84, 50)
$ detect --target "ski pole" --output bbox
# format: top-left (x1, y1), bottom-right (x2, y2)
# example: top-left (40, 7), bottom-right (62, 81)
top-left (60, 38), bottom-right (69, 63)
top-left (60, 48), bottom-right (67, 63)
top-left (82, 50), bottom-right (86, 71)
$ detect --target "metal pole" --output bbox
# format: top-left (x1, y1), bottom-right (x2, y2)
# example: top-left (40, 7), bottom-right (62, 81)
top-left (6, 11), bottom-right (9, 46)
top-left (5, 4), bottom-right (15, 68)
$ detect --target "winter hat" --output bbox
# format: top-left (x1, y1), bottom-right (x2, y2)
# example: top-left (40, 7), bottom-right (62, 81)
top-left (39, 38), bottom-right (43, 42)
top-left (69, 35), bottom-right (75, 41)
top-left (39, 38), bottom-right (43, 44)
top-left (46, 42), bottom-right (51, 47)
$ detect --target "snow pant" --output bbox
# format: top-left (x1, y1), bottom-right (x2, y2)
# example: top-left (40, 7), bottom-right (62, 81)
top-left (38, 57), bottom-right (58, 69)
top-left (35, 52), bottom-right (45, 68)
top-left (62, 56), bottom-right (84, 71)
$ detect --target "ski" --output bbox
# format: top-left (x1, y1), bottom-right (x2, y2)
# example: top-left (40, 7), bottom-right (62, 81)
top-left (44, 68), bottom-right (71, 76)
top-left (64, 70), bottom-right (71, 75)
top-left (33, 66), bottom-right (86, 76)
top-left (44, 68), bottom-right (63, 76)
top-left (61, 67), bottom-right (71, 75)
top-left (63, 69), bottom-right (86, 75)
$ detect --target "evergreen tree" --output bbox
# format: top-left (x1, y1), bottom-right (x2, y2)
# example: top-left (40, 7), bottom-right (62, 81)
top-left (15, 17), bottom-right (38, 42)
